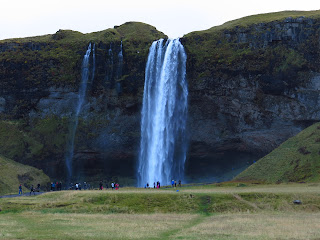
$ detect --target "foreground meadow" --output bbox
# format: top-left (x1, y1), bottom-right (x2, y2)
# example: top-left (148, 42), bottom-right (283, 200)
top-left (1, 183), bottom-right (320, 239)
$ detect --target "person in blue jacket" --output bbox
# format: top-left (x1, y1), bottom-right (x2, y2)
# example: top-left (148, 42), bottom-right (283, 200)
top-left (19, 184), bottom-right (22, 195)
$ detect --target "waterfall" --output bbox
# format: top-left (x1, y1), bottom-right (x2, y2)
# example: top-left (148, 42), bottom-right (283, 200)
top-left (91, 43), bottom-right (96, 83)
top-left (137, 38), bottom-right (188, 187)
top-left (65, 43), bottom-right (92, 180)
top-left (116, 41), bottom-right (123, 93)
top-left (107, 43), bottom-right (113, 84)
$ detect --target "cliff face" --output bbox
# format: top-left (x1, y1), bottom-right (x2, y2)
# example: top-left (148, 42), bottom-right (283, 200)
top-left (1, 12), bottom-right (320, 183)
top-left (0, 22), bottom-right (166, 182)
top-left (181, 12), bottom-right (320, 181)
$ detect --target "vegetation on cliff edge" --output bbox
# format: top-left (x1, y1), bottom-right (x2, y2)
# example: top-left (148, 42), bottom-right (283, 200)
top-left (234, 122), bottom-right (320, 183)
top-left (183, 10), bottom-right (320, 84)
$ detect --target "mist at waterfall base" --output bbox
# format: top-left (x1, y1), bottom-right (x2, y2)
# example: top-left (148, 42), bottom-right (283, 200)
top-left (137, 39), bottom-right (188, 187)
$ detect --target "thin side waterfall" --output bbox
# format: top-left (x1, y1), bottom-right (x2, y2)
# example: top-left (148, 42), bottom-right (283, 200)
top-left (65, 43), bottom-right (92, 181)
top-left (138, 39), bottom-right (188, 187)
top-left (107, 43), bottom-right (113, 84)
top-left (91, 43), bottom-right (96, 83)
top-left (116, 41), bottom-right (123, 93)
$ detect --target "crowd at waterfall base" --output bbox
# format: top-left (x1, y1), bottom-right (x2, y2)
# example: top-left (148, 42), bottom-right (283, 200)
top-left (15, 179), bottom-right (185, 196)
top-left (144, 179), bottom-right (182, 189)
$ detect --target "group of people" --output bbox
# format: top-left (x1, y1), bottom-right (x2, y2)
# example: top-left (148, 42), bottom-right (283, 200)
top-left (99, 181), bottom-right (120, 190)
top-left (19, 180), bottom-right (123, 195)
top-left (19, 178), bottom-right (187, 195)
top-left (51, 182), bottom-right (62, 191)
top-left (19, 184), bottom-right (41, 196)
top-left (144, 180), bottom-right (182, 189)
top-left (71, 182), bottom-right (90, 190)
top-left (171, 179), bottom-right (182, 187)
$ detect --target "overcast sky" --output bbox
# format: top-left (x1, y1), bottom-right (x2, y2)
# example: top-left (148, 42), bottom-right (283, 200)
top-left (1, 0), bottom-right (319, 40)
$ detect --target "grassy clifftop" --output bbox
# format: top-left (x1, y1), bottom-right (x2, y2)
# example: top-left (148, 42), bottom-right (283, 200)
top-left (183, 10), bottom-right (320, 81)
top-left (0, 21), bottom-right (164, 42)
top-left (0, 21), bottom-right (166, 90)
top-left (190, 10), bottom-right (320, 35)
top-left (0, 155), bottom-right (50, 195)
top-left (234, 122), bottom-right (320, 183)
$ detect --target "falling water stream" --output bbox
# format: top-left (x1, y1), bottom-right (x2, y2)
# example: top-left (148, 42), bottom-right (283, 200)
top-left (138, 39), bottom-right (188, 187)
top-left (65, 43), bottom-right (94, 181)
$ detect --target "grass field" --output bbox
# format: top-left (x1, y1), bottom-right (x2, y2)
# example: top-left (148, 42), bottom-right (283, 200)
top-left (1, 183), bottom-right (320, 239)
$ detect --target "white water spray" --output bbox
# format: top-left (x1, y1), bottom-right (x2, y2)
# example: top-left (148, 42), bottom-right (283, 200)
top-left (138, 39), bottom-right (188, 187)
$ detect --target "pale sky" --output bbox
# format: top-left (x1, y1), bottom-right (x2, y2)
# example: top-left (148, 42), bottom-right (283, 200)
top-left (1, 0), bottom-right (319, 40)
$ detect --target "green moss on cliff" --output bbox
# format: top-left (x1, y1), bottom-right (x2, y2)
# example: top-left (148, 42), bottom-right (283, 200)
top-left (0, 117), bottom-right (69, 166)
top-left (183, 10), bottom-right (320, 82)
top-left (0, 22), bottom-right (166, 90)
top-left (0, 121), bottom-right (43, 160)
top-left (234, 122), bottom-right (320, 183)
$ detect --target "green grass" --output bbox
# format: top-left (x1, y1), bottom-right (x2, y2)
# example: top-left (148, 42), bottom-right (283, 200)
top-left (198, 10), bottom-right (320, 33)
top-left (1, 183), bottom-right (320, 214)
top-left (1, 184), bottom-right (320, 239)
top-left (0, 155), bottom-right (50, 195)
top-left (234, 122), bottom-right (320, 183)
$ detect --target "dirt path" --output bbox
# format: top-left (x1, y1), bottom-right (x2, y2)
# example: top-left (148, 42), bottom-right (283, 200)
top-left (0, 192), bottom-right (45, 198)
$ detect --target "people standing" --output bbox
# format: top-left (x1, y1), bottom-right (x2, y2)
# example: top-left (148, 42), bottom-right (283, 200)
top-left (18, 184), bottom-right (22, 195)
top-left (153, 182), bottom-right (156, 188)
top-left (99, 181), bottom-right (103, 190)
top-left (111, 182), bottom-right (115, 190)
top-left (171, 179), bottom-right (174, 187)
top-left (178, 180), bottom-right (181, 187)
top-left (30, 185), bottom-right (35, 196)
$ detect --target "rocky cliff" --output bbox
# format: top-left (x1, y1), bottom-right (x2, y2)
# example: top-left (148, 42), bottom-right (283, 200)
top-left (1, 11), bottom-right (320, 183)
top-left (0, 22), bottom-right (166, 183)
top-left (182, 10), bottom-right (320, 181)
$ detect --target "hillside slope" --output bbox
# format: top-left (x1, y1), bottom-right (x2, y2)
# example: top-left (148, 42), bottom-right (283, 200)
top-left (0, 155), bottom-right (50, 195)
top-left (234, 122), bottom-right (320, 183)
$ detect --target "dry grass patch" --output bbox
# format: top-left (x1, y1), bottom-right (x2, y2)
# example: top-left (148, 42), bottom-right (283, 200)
top-left (179, 183), bottom-right (320, 194)
top-left (171, 212), bottom-right (320, 240)
top-left (0, 212), bottom-right (197, 240)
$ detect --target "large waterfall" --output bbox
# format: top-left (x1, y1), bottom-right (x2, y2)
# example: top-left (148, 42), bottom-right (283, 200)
top-left (65, 43), bottom-right (94, 180)
top-left (138, 39), bottom-right (188, 187)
